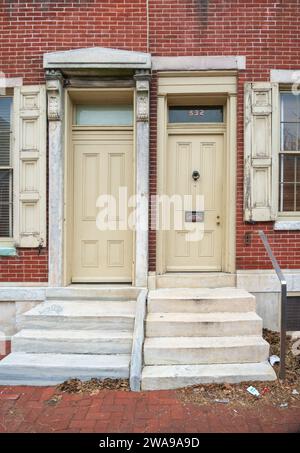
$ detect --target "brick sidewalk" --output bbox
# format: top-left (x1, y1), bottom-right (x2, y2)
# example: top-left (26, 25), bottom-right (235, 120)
top-left (0, 385), bottom-right (300, 433)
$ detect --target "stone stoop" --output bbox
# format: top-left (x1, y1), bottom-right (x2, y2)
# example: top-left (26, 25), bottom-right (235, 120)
top-left (0, 291), bottom-right (137, 386)
top-left (141, 288), bottom-right (277, 390)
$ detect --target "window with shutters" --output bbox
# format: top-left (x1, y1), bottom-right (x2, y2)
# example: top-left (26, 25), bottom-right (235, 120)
top-left (279, 92), bottom-right (300, 214)
top-left (0, 96), bottom-right (13, 238)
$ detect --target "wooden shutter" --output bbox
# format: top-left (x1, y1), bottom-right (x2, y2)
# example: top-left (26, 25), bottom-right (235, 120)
top-left (13, 85), bottom-right (47, 247)
top-left (244, 82), bottom-right (278, 222)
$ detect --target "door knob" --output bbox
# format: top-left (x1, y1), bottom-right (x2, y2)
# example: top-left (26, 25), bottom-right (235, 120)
top-left (192, 170), bottom-right (200, 181)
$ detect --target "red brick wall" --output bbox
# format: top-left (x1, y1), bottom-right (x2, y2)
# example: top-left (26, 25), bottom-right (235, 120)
top-left (0, 249), bottom-right (48, 282)
top-left (0, 0), bottom-right (148, 84)
top-left (0, 0), bottom-right (300, 281)
top-left (148, 0), bottom-right (300, 271)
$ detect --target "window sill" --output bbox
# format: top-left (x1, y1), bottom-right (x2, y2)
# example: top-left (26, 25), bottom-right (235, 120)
top-left (274, 220), bottom-right (300, 231)
top-left (0, 242), bottom-right (17, 257)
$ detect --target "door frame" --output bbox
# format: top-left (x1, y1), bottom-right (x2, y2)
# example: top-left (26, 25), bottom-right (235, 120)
top-left (63, 88), bottom-right (137, 285)
top-left (156, 72), bottom-right (237, 275)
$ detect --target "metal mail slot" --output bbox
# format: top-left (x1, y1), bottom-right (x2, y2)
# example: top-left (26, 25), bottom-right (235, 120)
top-left (185, 211), bottom-right (204, 223)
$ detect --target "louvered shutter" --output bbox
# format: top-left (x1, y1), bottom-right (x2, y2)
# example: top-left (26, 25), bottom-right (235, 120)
top-left (244, 82), bottom-right (278, 222)
top-left (13, 85), bottom-right (47, 247)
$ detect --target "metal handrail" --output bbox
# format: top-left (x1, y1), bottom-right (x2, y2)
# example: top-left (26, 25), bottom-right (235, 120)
top-left (258, 230), bottom-right (287, 379)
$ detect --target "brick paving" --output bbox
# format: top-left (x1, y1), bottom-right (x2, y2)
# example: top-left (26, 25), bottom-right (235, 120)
top-left (0, 385), bottom-right (299, 433)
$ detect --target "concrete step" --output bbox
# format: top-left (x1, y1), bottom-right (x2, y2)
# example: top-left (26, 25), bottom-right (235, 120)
top-left (141, 362), bottom-right (277, 390)
top-left (12, 329), bottom-right (133, 354)
top-left (144, 336), bottom-right (269, 365)
top-left (18, 300), bottom-right (136, 331)
top-left (146, 312), bottom-right (262, 337)
top-left (148, 288), bottom-right (256, 313)
top-left (0, 352), bottom-right (130, 386)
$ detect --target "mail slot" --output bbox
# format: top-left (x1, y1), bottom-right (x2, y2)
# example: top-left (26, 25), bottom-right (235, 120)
top-left (185, 211), bottom-right (204, 222)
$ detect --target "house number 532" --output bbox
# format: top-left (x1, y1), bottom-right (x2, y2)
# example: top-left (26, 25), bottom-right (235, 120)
top-left (188, 109), bottom-right (205, 116)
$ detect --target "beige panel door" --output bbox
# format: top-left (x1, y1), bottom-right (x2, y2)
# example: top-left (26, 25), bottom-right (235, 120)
top-left (72, 131), bottom-right (133, 282)
top-left (166, 134), bottom-right (223, 271)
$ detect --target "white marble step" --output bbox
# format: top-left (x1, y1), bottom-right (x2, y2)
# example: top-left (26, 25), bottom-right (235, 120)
top-left (12, 329), bottom-right (132, 354)
top-left (144, 336), bottom-right (269, 365)
top-left (146, 312), bottom-right (262, 337)
top-left (141, 362), bottom-right (277, 390)
top-left (18, 300), bottom-right (136, 331)
top-left (0, 352), bottom-right (130, 386)
top-left (148, 288), bottom-right (256, 313)
top-left (46, 286), bottom-right (139, 301)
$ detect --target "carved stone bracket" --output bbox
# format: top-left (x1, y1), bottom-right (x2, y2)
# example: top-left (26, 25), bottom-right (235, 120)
top-left (134, 70), bottom-right (151, 122)
top-left (45, 70), bottom-right (64, 121)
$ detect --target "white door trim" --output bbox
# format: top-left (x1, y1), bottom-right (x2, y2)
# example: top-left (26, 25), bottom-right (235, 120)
top-left (46, 71), bottom-right (150, 288)
top-left (156, 73), bottom-right (237, 275)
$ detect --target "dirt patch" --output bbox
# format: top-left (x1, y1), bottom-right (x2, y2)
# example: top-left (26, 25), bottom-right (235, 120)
top-left (56, 378), bottom-right (130, 395)
top-left (177, 329), bottom-right (300, 408)
top-left (45, 394), bottom-right (62, 406)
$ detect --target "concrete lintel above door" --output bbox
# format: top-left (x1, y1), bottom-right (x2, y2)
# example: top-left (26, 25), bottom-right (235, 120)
top-left (43, 47), bottom-right (151, 73)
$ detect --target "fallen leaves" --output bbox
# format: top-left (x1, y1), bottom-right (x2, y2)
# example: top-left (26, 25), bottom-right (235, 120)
top-left (177, 329), bottom-right (300, 408)
top-left (56, 378), bottom-right (130, 394)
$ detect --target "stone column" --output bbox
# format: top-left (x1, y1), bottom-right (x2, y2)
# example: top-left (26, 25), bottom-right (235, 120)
top-left (134, 71), bottom-right (151, 287)
top-left (46, 70), bottom-right (65, 287)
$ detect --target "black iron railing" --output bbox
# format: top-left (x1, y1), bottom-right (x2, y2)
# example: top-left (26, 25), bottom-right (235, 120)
top-left (258, 230), bottom-right (287, 380)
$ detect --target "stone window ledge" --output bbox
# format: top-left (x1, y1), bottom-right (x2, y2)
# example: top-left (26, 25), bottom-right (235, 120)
top-left (274, 220), bottom-right (300, 231)
top-left (0, 246), bottom-right (17, 257)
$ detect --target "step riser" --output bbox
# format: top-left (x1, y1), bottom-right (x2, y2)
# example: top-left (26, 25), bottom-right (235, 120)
top-left (0, 352), bottom-right (130, 386)
top-left (146, 320), bottom-right (262, 337)
top-left (144, 345), bottom-right (269, 365)
top-left (12, 338), bottom-right (132, 355)
top-left (148, 299), bottom-right (256, 313)
top-left (18, 316), bottom-right (134, 331)
top-left (141, 365), bottom-right (276, 390)
top-left (0, 367), bottom-right (129, 386)
top-left (46, 288), bottom-right (140, 300)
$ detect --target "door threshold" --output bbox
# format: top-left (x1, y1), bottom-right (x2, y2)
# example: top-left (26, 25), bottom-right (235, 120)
top-left (69, 283), bottom-right (133, 287)
top-left (154, 272), bottom-right (236, 289)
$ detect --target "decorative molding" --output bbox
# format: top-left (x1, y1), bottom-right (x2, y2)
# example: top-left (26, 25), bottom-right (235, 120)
top-left (136, 93), bottom-right (149, 122)
top-left (45, 70), bottom-right (64, 121)
top-left (152, 55), bottom-right (246, 71)
top-left (134, 71), bottom-right (151, 122)
top-left (134, 70), bottom-right (150, 285)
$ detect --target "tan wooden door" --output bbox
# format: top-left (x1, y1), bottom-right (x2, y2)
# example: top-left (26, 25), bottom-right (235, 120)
top-left (72, 131), bottom-right (133, 282)
top-left (166, 134), bottom-right (223, 271)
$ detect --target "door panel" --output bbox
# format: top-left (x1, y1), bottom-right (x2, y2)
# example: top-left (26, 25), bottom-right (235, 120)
top-left (72, 132), bottom-right (133, 282)
top-left (166, 134), bottom-right (223, 271)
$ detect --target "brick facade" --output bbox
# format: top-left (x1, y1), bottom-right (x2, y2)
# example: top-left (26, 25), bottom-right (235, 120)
top-left (1, 0), bottom-right (300, 281)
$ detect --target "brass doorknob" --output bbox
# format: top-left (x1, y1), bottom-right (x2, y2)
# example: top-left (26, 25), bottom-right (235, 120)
top-left (192, 170), bottom-right (200, 181)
